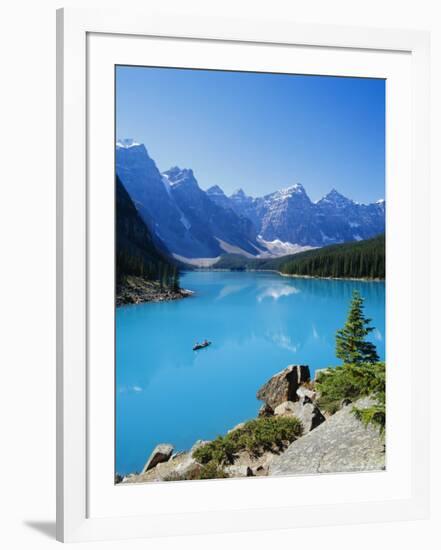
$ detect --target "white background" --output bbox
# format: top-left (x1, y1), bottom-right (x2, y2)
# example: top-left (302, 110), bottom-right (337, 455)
top-left (0, 0), bottom-right (438, 548)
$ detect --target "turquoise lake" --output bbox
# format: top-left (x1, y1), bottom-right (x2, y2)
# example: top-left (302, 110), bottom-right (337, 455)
top-left (116, 271), bottom-right (385, 475)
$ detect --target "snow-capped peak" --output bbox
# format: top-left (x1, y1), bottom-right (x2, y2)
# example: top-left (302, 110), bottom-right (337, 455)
top-left (116, 138), bottom-right (141, 149)
top-left (282, 183), bottom-right (305, 195)
top-left (272, 183), bottom-right (307, 202)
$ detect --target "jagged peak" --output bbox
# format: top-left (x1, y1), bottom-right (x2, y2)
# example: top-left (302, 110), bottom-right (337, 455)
top-left (163, 166), bottom-right (198, 188)
top-left (326, 188), bottom-right (347, 198)
top-left (283, 183), bottom-right (305, 194)
top-left (207, 184), bottom-right (226, 196)
top-left (231, 188), bottom-right (247, 198)
top-left (272, 183), bottom-right (308, 201)
top-left (318, 188), bottom-right (353, 205)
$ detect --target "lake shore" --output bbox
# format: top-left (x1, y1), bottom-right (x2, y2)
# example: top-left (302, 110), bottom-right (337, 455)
top-left (115, 271), bottom-right (385, 475)
top-left (116, 275), bottom-right (194, 307)
top-left (194, 267), bottom-right (384, 283)
top-left (118, 364), bottom-right (385, 484)
top-left (276, 271), bottom-right (385, 283)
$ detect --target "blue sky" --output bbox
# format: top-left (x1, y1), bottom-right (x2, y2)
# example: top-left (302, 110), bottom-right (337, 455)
top-left (116, 66), bottom-right (385, 203)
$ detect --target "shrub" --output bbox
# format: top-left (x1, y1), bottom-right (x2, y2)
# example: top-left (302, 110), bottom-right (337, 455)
top-left (198, 462), bottom-right (230, 479)
top-left (352, 403), bottom-right (386, 433)
top-left (316, 362), bottom-right (384, 405)
top-left (162, 463), bottom-right (229, 482)
top-left (192, 416), bottom-right (303, 466)
top-left (316, 361), bottom-right (385, 431)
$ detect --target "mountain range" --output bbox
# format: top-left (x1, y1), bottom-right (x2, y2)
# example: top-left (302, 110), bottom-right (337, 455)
top-left (116, 139), bottom-right (385, 261)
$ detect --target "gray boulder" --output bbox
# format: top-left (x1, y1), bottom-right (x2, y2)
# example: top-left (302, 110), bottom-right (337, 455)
top-left (256, 365), bottom-right (310, 409)
top-left (296, 385), bottom-right (317, 403)
top-left (274, 399), bottom-right (325, 433)
top-left (224, 464), bottom-right (254, 477)
top-left (141, 443), bottom-right (174, 473)
top-left (226, 449), bottom-right (276, 478)
top-left (269, 397), bottom-right (385, 476)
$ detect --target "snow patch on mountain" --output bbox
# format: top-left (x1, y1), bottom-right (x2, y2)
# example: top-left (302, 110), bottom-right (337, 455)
top-left (172, 254), bottom-right (220, 268)
top-left (256, 237), bottom-right (314, 257)
top-left (216, 238), bottom-right (262, 258)
top-left (164, 167), bottom-right (197, 188)
top-left (116, 138), bottom-right (141, 149)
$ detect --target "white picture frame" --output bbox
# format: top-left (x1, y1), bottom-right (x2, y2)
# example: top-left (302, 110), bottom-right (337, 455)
top-left (56, 7), bottom-right (430, 543)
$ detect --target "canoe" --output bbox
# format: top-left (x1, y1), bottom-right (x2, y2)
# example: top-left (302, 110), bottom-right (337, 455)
top-left (193, 341), bottom-right (211, 351)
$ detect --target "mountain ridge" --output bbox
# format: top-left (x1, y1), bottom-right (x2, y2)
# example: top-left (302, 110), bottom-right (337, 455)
top-left (116, 139), bottom-right (385, 260)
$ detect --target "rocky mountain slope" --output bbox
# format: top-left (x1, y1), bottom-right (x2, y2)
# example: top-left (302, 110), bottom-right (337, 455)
top-left (116, 139), bottom-right (385, 260)
top-left (117, 140), bottom-right (263, 259)
top-left (229, 185), bottom-right (385, 247)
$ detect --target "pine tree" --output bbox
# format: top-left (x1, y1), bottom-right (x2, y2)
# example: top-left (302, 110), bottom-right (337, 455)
top-left (171, 266), bottom-right (180, 291)
top-left (162, 263), bottom-right (169, 289)
top-left (336, 290), bottom-right (379, 365)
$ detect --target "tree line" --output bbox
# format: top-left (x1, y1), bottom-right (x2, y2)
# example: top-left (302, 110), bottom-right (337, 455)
top-left (213, 234), bottom-right (385, 279)
top-left (116, 175), bottom-right (181, 291)
top-left (279, 234), bottom-right (385, 279)
top-left (116, 250), bottom-right (180, 290)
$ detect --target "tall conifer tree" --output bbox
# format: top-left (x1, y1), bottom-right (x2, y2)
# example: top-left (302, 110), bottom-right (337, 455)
top-left (336, 290), bottom-right (379, 365)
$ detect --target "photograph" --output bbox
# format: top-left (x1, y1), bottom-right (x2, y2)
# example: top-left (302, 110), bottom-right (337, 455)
top-left (114, 66), bottom-right (386, 484)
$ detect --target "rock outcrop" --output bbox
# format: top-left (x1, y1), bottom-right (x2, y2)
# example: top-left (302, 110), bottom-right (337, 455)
top-left (296, 385), bottom-right (317, 402)
top-left (117, 276), bottom-right (193, 306)
top-left (123, 367), bottom-right (384, 484)
top-left (125, 441), bottom-right (209, 483)
top-left (274, 399), bottom-right (325, 433)
top-left (224, 449), bottom-right (276, 477)
top-left (256, 365), bottom-right (310, 409)
top-left (269, 397), bottom-right (385, 476)
top-left (141, 443), bottom-right (174, 473)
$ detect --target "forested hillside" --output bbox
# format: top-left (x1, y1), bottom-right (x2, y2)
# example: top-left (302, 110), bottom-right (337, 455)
top-left (277, 234), bottom-right (385, 278)
top-left (116, 175), bottom-right (179, 288)
top-left (213, 234), bottom-right (385, 279)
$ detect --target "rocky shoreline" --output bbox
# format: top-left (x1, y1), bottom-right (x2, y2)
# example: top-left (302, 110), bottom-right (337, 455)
top-left (116, 275), bottom-right (194, 307)
top-left (117, 364), bottom-right (385, 484)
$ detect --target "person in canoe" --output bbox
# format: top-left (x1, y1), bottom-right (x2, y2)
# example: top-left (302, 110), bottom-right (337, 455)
top-left (193, 340), bottom-right (211, 351)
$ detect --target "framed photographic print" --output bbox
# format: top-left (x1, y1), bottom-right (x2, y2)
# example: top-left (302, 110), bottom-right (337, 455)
top-left (56, 8), bottom-right (430, 543)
